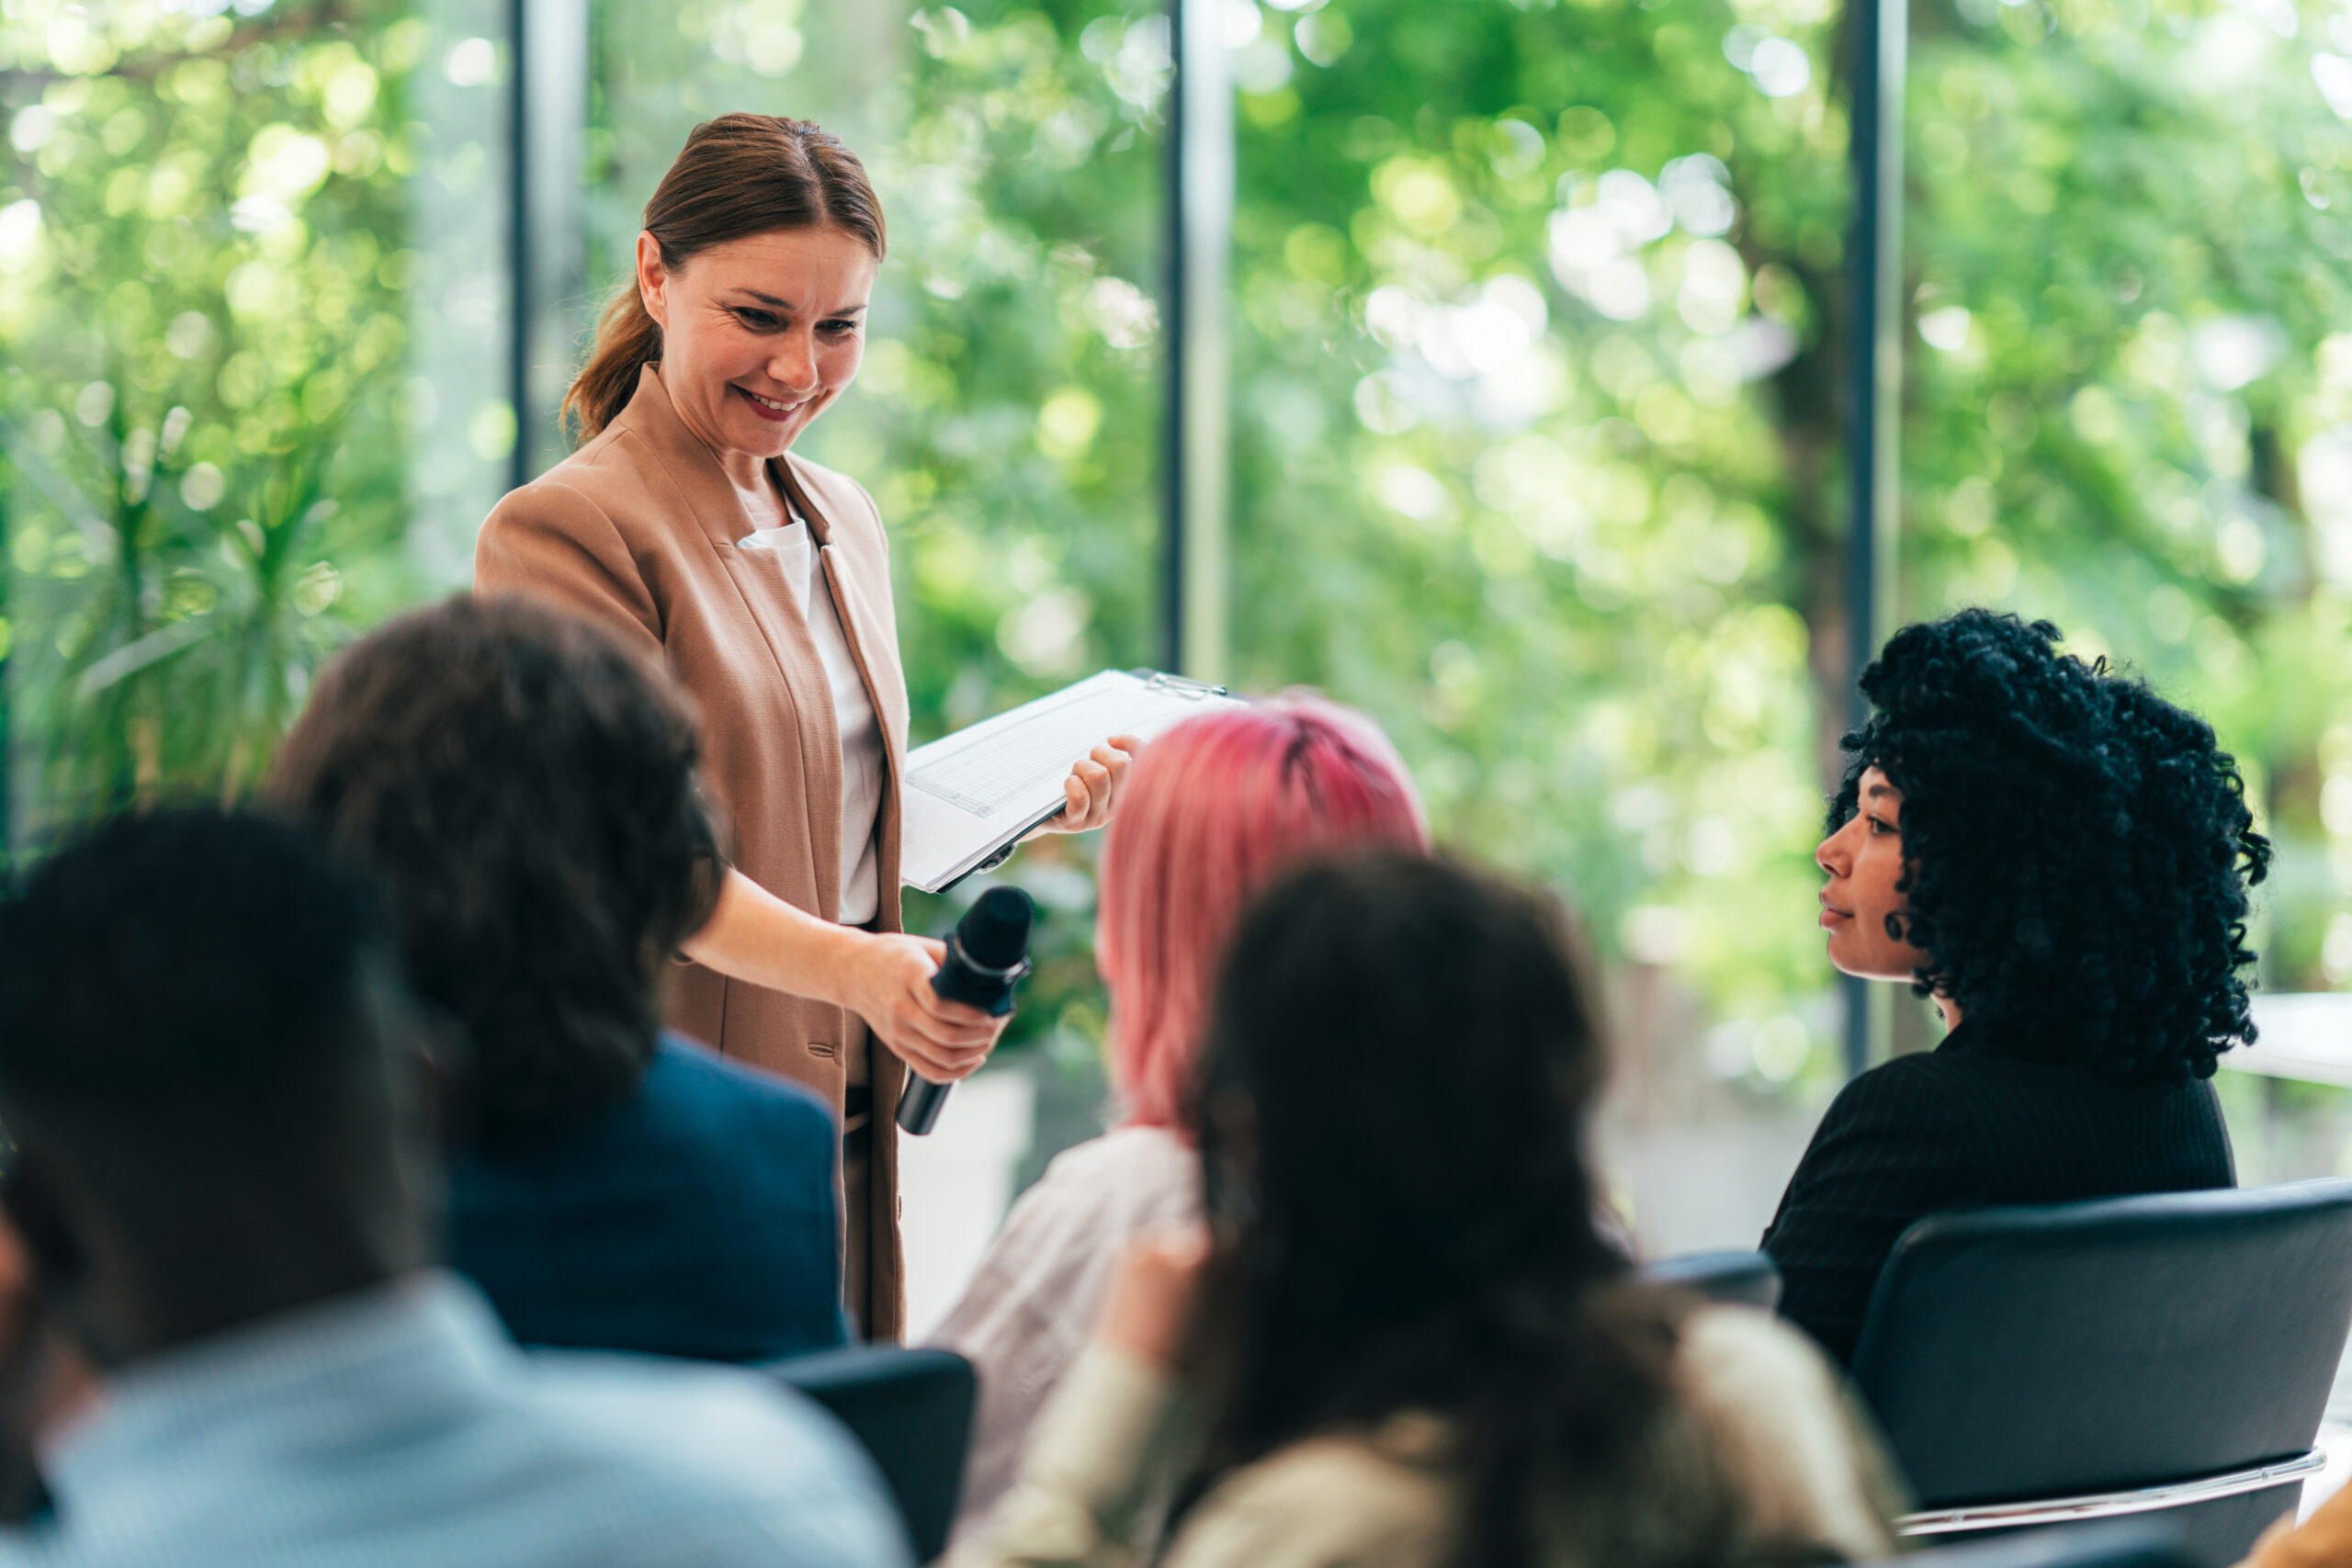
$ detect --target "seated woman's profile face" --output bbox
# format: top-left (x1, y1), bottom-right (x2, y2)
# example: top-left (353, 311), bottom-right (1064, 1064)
top-left (1819, 610), bottom-right (2264, 1077)
top-left (1815, 764), bottom-right (1927, 983)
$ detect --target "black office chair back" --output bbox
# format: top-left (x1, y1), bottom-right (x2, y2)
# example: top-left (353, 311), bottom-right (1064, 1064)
top-left (1860, 1521), bottom-right (2197, 1568)
top-left (767, 1344), bottom-right (976, 1562)
top-left (1638, 1248), bottom-right (1782, 1312)
top-left (1851, 1179), bottom-right (2352, 1505)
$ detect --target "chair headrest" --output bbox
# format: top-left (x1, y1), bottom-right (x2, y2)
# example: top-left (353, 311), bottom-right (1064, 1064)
top-left (1851, 1179), bottom-right (2352, 1505)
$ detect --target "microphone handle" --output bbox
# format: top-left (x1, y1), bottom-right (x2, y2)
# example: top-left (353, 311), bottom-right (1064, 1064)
top-left (897, 1072), bottom-right (953, 1135)
top-left (901, 923), bottom-right (1029, 1135)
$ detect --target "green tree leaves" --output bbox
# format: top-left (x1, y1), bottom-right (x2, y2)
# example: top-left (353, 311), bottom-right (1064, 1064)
top-left (2, 1), bottom-right (418, 820)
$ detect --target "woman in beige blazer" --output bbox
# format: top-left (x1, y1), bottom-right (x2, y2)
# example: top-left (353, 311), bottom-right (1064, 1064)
top-left (475, 114), bottom-right (1131, 1338)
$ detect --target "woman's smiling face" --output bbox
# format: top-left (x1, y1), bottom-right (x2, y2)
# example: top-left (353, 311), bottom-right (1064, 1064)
top-left (1815, 765), bottom-right (1928, 982)
top-left (636, 225), bottom-right (878, 476)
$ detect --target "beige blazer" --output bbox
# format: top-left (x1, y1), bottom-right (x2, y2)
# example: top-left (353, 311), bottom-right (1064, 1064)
top-left (473, 364), bottom-right (911, 1337)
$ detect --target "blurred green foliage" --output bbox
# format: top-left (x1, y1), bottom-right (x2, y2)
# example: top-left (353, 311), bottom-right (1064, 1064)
top-left (8, 0), bottom-right (2352, 1101)
top-left (1224, 0), bottom-right (1848, 1088)
top-left (1899, 0), bottom-right (2352, 1000)
top-left (1220, 0), bottom-right (2352, 1091)
top-left (1, 1), bottom-right (422, 821)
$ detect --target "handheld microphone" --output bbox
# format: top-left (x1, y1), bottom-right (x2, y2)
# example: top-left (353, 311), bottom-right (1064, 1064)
top-left (897, 887), bottom-right (1034, 1135)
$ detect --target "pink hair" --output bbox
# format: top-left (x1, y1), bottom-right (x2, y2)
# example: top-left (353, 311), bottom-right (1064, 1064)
top-left (1095, 696), bottom-right (1429, 1131)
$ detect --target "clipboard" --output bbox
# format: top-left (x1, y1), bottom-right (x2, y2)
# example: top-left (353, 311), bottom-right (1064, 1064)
top-left (899, 668), bottom-right (1241, 894)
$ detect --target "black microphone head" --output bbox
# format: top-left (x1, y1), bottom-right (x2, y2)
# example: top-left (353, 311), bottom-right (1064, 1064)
top-left (958, 887), bottom-right (1034, 969)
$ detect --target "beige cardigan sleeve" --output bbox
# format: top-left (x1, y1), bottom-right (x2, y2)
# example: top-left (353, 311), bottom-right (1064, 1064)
top-left (1672, 1306), bottom-right (1906, 1562)
top-left (945, 1345), bottom-right (1206, 1568)
top-left (950, 1343), bottom-right (1452, 1568)
top-left (1153, 1438), bottom-right (1454, 1568)
top-left (954, 1309), bottom-right (1901, 1568)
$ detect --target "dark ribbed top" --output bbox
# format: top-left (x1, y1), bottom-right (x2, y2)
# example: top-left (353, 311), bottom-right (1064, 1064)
top-left (1760, 1019), bottom-right (2235, 1366)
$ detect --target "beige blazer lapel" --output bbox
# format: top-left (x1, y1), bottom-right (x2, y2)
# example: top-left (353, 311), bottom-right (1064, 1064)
top-left (625, 371), bottom-right (846, 915)
top-left (720, 547), bottom-right (846, 918)
top-left (777, 457), bottom-right (907, 932)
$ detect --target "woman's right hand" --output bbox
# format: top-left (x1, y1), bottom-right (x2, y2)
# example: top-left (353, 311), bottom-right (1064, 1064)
top-left (682, 871), bottom-right (1012, 1080)
top-left (842, 931), bottom-right (1009, 1084)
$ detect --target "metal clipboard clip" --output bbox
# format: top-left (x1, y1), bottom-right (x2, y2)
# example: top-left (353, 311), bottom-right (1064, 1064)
top-left (967, 799), bottom-right (1069, 879)
top-left (1131, 669), bottom-right (1230, 701)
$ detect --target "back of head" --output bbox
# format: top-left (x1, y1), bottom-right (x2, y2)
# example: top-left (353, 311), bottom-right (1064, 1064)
top-left (1094, 697), bottom-right (1427, 1129)
top-left (1836, 608), bottom-right (2270, 1077)
top-left (0, 809), bottom-right (422, 1355)
top-left (268, 595), bottom-right (721, 1137)
top-left (1200, 852), bottom-right (1615, 1383)
top-left (1194, 852), bottom-right (1684, 1567)
top-left (567, 113), bottom-right (885, 442)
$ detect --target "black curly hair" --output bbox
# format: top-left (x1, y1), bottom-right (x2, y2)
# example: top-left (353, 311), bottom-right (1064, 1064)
top-left (1832, 609), bottom-right (2270, 1080)
top-left (267, 595), bottom-right (724, 1137)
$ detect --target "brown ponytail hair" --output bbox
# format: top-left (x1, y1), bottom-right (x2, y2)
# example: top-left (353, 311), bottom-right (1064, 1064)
top-left (563, 114), bottom-right (887, 445)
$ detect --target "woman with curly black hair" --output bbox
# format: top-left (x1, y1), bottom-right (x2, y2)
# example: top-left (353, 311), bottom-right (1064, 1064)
top-left (1762, 609), bottom-right (2266, 1366)
top-left (269, 595), bottom-right (847, 1361)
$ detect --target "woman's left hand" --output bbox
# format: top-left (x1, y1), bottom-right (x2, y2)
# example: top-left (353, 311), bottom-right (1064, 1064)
top-left (1035, 734), bottom-right (1140, 837)
top-left (1100, 1226), bottom-right (1214, 1373)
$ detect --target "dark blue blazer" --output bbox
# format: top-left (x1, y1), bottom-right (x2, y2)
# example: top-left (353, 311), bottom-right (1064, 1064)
top-left (450, 1032), bottom-right (847, 1361)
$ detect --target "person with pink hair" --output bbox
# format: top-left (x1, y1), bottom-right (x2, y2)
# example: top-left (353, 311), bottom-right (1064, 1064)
top-left (930, 696), bottom-right (1428, 1544)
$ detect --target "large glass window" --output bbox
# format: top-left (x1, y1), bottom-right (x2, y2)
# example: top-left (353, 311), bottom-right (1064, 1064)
top-left (8, 0), bottom-right (2352, 1268)
top-left (3, 1), bottom-right (429, 820)
top-left (1223, 0), bottom-right (1849, 1246)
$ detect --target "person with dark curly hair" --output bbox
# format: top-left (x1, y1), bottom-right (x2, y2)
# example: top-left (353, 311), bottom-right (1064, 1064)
top-left (0, 809), bottom-right (904, 1566)
top-left (1762, 609), bottom-right (2264, 1365)
top-left (268, 595), bottom-right (848, 1361)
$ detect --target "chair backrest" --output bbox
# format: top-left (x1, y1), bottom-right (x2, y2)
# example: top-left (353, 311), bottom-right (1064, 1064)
top-left (1638, 1248), bottom-right (1783, 1312)
top-left (767, 1344), bottom-right (977, 1562)
top-left (1850, 1178), bottom-right (2352, 1506)
top-left (1859, 1522), bottom-right (2196, 1568)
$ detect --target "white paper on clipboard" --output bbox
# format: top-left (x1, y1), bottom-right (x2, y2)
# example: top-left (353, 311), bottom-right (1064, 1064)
top-left (899, 669), bottom-right (1241, 894)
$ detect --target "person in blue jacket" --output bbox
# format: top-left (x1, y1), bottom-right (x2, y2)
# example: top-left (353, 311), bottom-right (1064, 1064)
top-left (269, 592), bottom-right (846, 1359)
